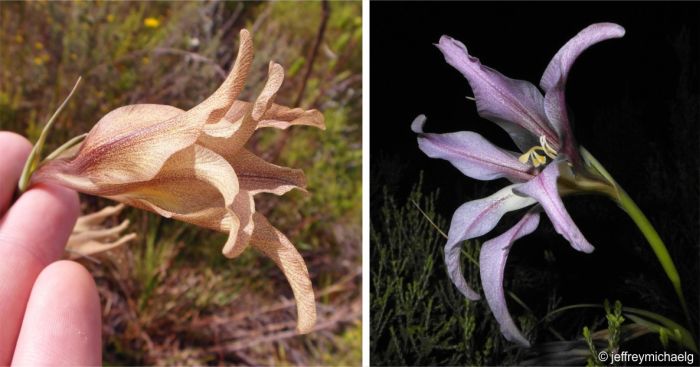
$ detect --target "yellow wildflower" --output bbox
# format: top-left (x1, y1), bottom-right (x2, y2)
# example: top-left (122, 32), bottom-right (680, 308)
top-left (144, 17), bottom-right (160, 28)
top-left (107, 14), bottom-right (115, 23)
top-left (34, 42), bottom-right (43, 50)
top-left (33, 56), bottom-right (44, 65)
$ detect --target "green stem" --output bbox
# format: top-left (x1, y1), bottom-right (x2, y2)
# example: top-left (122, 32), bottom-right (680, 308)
top-left (580, 147), bottom-right (691, 330)
top-left (615, 187), bottom-right (691, 327)
top-left (17, 77), bottom-right (81, 193)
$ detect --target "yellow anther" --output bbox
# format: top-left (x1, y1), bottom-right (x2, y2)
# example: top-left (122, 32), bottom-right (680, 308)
top-left (532, 152), bottom-right (547, 167)
top-left (520, 136), bottom-right (559, 167)
top-left (518, 149), bottom-right (535, 164)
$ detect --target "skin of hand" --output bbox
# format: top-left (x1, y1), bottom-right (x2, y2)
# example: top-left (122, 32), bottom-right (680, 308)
top-left (0, 131), bottom-right (101, 365)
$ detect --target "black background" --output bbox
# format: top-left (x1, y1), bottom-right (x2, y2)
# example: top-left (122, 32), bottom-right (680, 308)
top-left (370, 2), bottom-right (700, 347)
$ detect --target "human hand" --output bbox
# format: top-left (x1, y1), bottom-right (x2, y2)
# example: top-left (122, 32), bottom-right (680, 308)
top-left (0, 132), bottom-right (101, 365)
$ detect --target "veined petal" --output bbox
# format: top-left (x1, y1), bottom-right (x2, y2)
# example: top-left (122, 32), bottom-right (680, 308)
top-left (514, 162), bottom-right (594, 253)
top-left (480, 211), bottom-right (540, 347)
top-left (40, 103), bottom-right (193, 188)
top-left (44, 30), bottom-right (254, 188)
top-left (252, 62), bottom-right (285, 121)
top-left (250, 213), bottom-right (316, 334)
top-left (257, 104), bottom-right (326, 130)
top-left (436, 35), bottom-right (557, 151)
top-left (412, 115), bottom-right (533, 183)
top-left (194, 29), bottom-right (254, 124)
top-left (198, 63), bottom-right (286, 159)
top-left (222, 190), bottom-right (255, 258)
top-left (542, 86), bottom-right (583, 167)
top-left (231, 149), bottom-right (307, 196)
top-left (539, 23), bottom-right (625, 164)
top-left (102, 144), bottom-right (247, 256)
top-left (540, 23), bottom-right (626, 93)
top-left (445, 185), bottom-right (536, 300)
top-left (201, 102), bottom-right (325, 137)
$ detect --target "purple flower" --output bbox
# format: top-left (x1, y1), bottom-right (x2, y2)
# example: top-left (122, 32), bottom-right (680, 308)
top-left (412, 23), bottom-right (625, 347)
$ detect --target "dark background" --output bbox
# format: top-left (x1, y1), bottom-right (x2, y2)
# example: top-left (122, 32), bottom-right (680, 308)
top-left (371, 1), bottom-right (699, 351)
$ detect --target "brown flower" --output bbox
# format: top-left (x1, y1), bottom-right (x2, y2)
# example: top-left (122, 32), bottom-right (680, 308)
top-left (31, 29), bottom-right (324, 333)
top-left (66, 203), bottom-right (136, 259)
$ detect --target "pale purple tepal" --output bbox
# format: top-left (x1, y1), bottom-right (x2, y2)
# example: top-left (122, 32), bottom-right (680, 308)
top-left (412, 23), bottom-right (626, 347)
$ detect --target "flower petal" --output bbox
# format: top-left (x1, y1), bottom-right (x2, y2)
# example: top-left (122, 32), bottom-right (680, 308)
top-left (66, 233), bottom-right (137, 259)
top-left (480, 211), bottom-right (540, 347)
top-left (445, 185), bottom-right (536, 300)
top-left (194, 28), bottom-right (254, 124)
top-left (412, 115), bottom-right (533, 182)
top-left (42, 30), bottom-right (254, 188)
top-left (540, 23), bottom-right (626, 93)
top-left (257, 104), bottom-right (326, 130)
top-left (514, 162), bottom-right (594, 253)
top-left (539, 23), bottom-right (625, 164)
top-left (68, 219), bottom-right (131, 247)
top-left (103, 144), bottom-right (247, 256)
top-left (198, 63), bottom-right (286, 159)
top-left (250, 213), bottom-right (316, 334)
top-left (42, 103), bottom-right (194, 188)
top-left (252, 62), bottom-right (285, 121)
top-left (73, 203), bottom-right (126, 232)
top-left (221, 190), bottom-right (255, 258)
top-left (231, 149), bottom-right (307, 196)
top-left (436, 36), bottom-right (557, 151)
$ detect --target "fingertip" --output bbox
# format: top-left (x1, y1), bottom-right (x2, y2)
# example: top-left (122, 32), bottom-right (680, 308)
top-left (0, 131), bottom-right (32, 153)
top-left (0, 132), bottom-right (33, 215)
top-left (1, 183), bottom-right (79, 264)
top-left (12, 260), bottom-right (101, 366)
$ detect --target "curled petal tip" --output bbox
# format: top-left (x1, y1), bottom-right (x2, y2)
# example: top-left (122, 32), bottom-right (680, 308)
top-left (480, 212), bottom-right (539, 348)
top-left (515, 163), bottom-right (594, 254)
top-left (590, 22), bottom-right (626, 37)
top-left (411, 114), bottom-right (427, 133)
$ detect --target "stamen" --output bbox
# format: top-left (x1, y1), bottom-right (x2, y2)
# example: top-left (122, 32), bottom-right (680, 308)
top-left (519, 136), bottom-right (559, 166)
top-left (539, 136), bottom-right (558, 159)
top-left (532, 152), bottom-right (547, 167)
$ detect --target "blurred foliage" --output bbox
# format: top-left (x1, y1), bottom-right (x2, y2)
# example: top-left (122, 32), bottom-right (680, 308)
top-left (371, 177), bottom-right (698, 366)
top-left (370, 179), bottom-right (526, 366)
top-left (0, 1), bottom-right (361, 365)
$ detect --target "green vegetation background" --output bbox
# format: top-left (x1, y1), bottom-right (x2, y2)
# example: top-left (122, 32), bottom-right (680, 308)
top-left (0, 1), bottom-right (361, 365)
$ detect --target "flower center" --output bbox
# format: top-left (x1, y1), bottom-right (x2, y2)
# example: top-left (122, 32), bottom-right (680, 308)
top-left (518, 136), bottom-right (558, 167)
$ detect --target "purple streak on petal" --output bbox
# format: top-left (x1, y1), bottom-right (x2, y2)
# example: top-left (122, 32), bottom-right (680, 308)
top-left (539, 23), bottom-right (625, 164)
top-left (515, 163), bottom-right (594, 253)
top-left (540, 23), bottom-right (626, 93)
top-left (543, 87), bottom-right (584, 167)
top-left (412, 115), bottom-right (534, 183)
top-left (445, 185), bottom-right (536, 300)
top-left (480, 211), bottom-right (540, 347)
top-left (436, 36), bottom-right (558, 152)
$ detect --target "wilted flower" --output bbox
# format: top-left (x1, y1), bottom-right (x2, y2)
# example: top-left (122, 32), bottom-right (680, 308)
top-left (29, 29), bottom-right (325, 333)
top-left (66, 203), bottom-right (136, 259)
top-left (413, 23), bottom-right (626, 346)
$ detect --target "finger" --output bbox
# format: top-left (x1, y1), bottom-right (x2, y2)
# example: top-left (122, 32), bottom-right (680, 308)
top-left (0, 184), bottom-right (79, 364)
top-left (0, 132), bottom-right (32, 216)
top-left (12, 261), bottom-right (101, 366)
